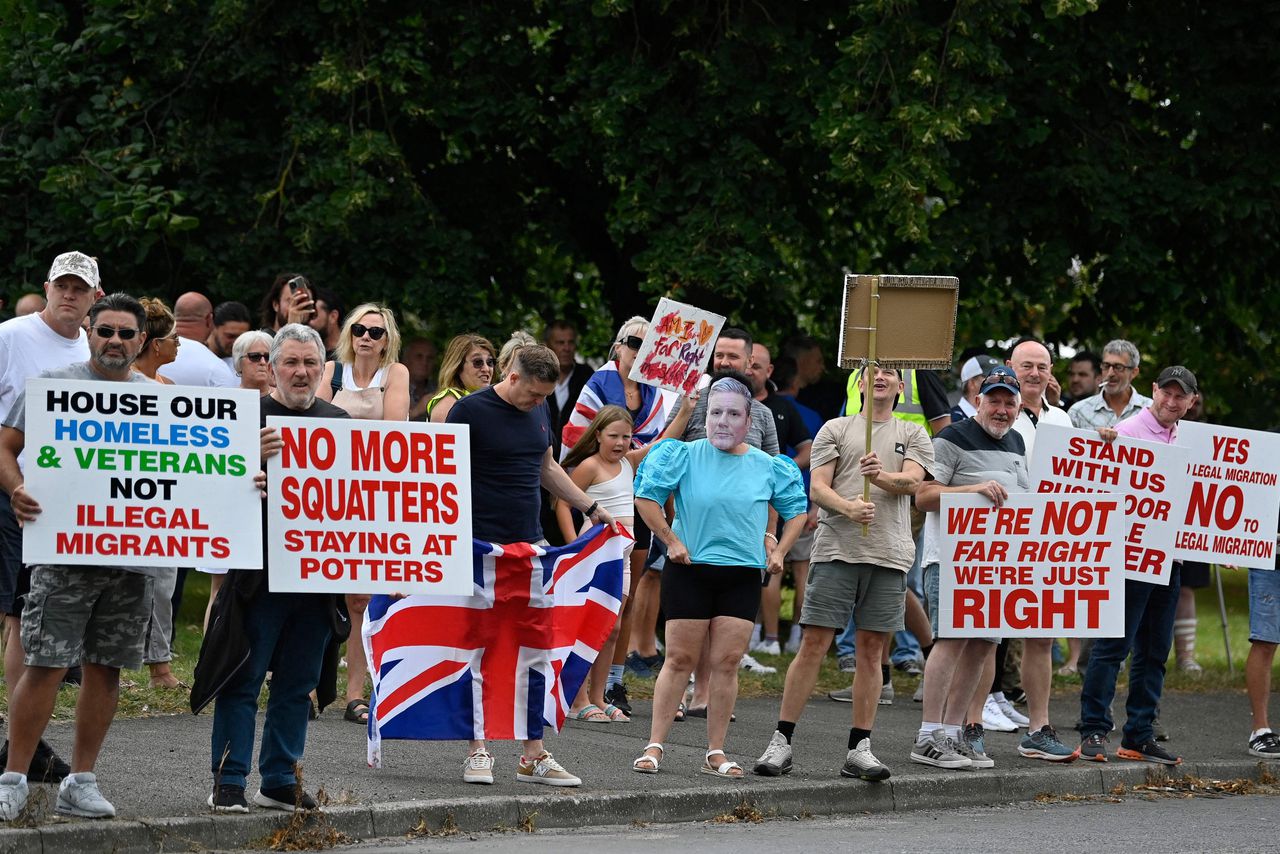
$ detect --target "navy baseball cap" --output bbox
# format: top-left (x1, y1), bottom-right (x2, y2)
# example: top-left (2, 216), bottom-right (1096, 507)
top-left (979, 365), bottom-right (1020, 396)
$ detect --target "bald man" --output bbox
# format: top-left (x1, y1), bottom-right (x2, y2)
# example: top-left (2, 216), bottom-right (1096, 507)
top-left (13, 294), bottom-right (45, 317)
top-left (157, 292), bottom-right (237, 387)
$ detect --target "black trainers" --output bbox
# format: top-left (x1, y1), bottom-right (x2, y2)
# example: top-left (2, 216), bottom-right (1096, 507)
top-left (254, 784), bottom-right (319, 811)
top-left (1249, 731), bottom-right (1280, 758)
top-left (208, 784), bottom-right (249, 814)
top-left (1152, 716), bottom-right (1170, 742)
top-left (1117, 739), bottom-right (1181, 766)
top-left (604, 682), bottom-right (632, 716)
top-left (0, 738), bottom-right (72, 783)
top-left (61, 666), bottom-right (83, 687)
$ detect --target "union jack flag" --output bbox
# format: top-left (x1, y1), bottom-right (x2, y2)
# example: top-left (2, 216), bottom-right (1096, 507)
top-left (559, 361), bottom-right (665, 458)
top-left (362, 525), bottom-right (628, 768)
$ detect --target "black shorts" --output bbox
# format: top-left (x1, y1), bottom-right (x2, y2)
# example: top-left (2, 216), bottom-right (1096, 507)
top-left (661, 562), bottom-right (761, 621)
top-left (631, 511), bottom-right (652, 551)
top-left (0, 492), bottom-right (23, 615)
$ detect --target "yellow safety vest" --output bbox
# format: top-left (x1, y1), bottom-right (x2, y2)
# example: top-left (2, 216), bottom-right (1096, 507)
top-left (844, 368), bottom-right (928, 429)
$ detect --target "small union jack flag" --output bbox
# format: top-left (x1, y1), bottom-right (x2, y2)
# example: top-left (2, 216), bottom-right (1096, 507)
top-left (362, 525), bottom-right (628, 768)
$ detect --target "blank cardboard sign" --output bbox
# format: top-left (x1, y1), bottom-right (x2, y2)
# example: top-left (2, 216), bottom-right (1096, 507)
top-left (838, 274), bottom-right (959, 370)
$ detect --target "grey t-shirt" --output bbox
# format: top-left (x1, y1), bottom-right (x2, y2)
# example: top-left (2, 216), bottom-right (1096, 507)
top-left (7, 361), bottom-right (161, 577)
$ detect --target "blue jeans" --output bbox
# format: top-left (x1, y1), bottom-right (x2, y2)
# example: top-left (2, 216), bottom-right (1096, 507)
top-left (1078, 564), bottom-right (1181, 745)
top-left (836, 542), bottom-right (925, 663)
top-left (210, 590), bottom-right (332, 790)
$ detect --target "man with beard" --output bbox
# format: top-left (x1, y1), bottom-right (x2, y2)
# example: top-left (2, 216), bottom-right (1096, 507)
top-left (0, 293), bottom-right (157, 820)
top-left (910, 366), bottom-right (1030, 770)
top-left (1068, 340), bottom-right (1150, 430)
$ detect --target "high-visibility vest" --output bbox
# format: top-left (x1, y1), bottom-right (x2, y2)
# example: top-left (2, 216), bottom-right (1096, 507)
top-left (843, 368), bottom-right (929, 430)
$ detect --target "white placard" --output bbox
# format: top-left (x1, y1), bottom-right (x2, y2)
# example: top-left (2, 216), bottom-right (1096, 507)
top-left (1029, 423), bottom-right (1189, 585)
top-left (1173, 421), bottom-right (1280, 569)
top-left (628, 298), bottom-right (726, 395)
top-left (22, 379), bottom-right (262, 568)
top-left (939, 493), bottom-right (1125, 638)
top-left (266, 417), bottom-right (472, 594)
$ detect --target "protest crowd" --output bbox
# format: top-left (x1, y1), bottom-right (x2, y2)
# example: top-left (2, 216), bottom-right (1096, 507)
top-left (0, 251), bottom-right (1277, 822)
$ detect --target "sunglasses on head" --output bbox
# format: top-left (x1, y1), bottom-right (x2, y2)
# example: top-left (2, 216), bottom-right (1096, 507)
top-left (244, 352), bottom-right (270, 364)
top-left (92, 325), bottom-right (139, 341)
top-left (470, 356), bottom-right (497, 370)
top-left (620, 335), bottom-right (644, 350)
top-left (351, 323), bottom-right (387, 341)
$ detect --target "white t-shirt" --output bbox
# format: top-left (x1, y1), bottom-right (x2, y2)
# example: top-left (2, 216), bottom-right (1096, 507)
top-left (158, 337), bottom-right (238, 388)
top-left (1012, 400), bottom-right (1071, 463)
top-left (0, 313), bottom-right (89, 422)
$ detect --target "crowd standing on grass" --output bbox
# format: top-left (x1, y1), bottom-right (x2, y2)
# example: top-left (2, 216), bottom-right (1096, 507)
top-left (0, 251), bottom-right (1278, 824)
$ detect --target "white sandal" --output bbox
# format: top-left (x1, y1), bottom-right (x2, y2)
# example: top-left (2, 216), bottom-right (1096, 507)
top-left (633, 743), bottom-right (663, 774)
top-left (700, 749), bottom-right (744, 778)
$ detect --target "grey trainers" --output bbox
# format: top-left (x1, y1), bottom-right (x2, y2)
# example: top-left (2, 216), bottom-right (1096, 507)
top-left (1080, 731), bottom-right (1110, 762)
top-left (753, 730), bottom-right (793, 776)
top-left (879, 680), bottom-right (894, 705)
top-left (0, 772), bottom-right (29, 822)
top-left (842, 738), bottom-right (891, 781)
top-left (959, 723), bottom-right (995, 769)
top-left (910, 729), bottom-right (972, 770)
top-left (1019, 725), bottom-right (1079, 762)
top-left (827, 686), bottom-right (853, 703)
top-left (56, 772), bottom-right (116, 818)
top-left (838, 654), bottom-right (857, 673)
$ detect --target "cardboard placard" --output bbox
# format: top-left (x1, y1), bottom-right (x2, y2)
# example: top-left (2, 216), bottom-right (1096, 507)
top-left (939, 494), bottom-right (1125, 638)
top-left (629, 298), bottom-right (726, 395)
top-left (266, 417), bottom-right (473, 594)
top-left (838, 274), bottom-right (959, 370)
top-left (22, 379), bottom-right (262, 568)
top-left (1029, 423), bottom-right (1189, 585)
top-left (1173, 421), bottom-right (1280, 568)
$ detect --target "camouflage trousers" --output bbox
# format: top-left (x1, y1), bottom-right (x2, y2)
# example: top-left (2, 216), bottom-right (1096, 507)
top-left (22, 565), bottom-right (153, 670)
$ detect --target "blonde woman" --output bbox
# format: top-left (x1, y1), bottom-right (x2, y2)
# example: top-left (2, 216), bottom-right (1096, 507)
top-left (426, 333), bottom-right (496, 423)
top-left (317, 303), bottom-right (410, 725)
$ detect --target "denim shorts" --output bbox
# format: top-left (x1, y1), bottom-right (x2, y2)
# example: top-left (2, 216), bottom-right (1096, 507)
top-left (1249, 568), bottom-right (1280, 644)
top-left (923, 562), bottom-right (998, 644)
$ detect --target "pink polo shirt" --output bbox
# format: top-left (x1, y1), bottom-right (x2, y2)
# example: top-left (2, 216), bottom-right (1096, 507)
top-left (1114, 405), bottom-right (1177, 445)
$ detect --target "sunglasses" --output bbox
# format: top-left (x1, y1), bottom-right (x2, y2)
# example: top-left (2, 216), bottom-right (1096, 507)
top-left (351, 323), bottom-right (387, 341)
top-left (244, 352), bottom-right (270, 364)
top-left (620, 335), bottom-right (644, 350)
top-left (469, 357), bottom-right (497, 370)
top-left (92, 325), bottom-right (139, 341)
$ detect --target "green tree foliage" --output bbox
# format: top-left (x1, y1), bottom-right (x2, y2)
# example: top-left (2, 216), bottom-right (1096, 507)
top-left (1, 1), bottom-right (1275, 423)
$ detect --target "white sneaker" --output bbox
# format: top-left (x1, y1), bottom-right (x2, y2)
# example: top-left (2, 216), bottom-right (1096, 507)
top-left (995, 695), bottom-right (1030, 727)
top-left (0, 772), bottom-right (29, 822)
top-left (462, 748), bottom-right (495, 784)
top-left (753, 730), bottom-right (793, 776)
top-left (982, 695), bottom-right (1019, 732)
top-left (754, 639), bottom-right (781, 656)
top-left (739, 653), bottom-right (777, 675)
top-left (842, 737), bottom-right (891, 781)
top-left (56, 772), bottom-right (116, 818)
top-left (784, 634), bottom-right (803, 655)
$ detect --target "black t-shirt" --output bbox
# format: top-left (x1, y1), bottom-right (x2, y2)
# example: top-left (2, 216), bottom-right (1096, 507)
top-left (448, 386), bottom-right (551, 544)
top-left (762, 390), bottom-right (813, 455)
top-left (915, 369), bottom-right (952, 423)
top-left (260, 393), bottom-right (349, 585)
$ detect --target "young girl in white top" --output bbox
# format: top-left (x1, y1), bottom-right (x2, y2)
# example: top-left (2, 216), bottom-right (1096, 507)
top-left (556, 397), bottom-right (695, 722)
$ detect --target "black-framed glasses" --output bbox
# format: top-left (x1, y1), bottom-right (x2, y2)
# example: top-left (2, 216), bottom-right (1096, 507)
top-left (469, 357), bottom-right (497, 370)
top-left (92, 325), bottom-right (139, 341)
top-left (1100, 361), bottom-right (1134, 373)
top-left (620, 335), bottom-right (644, 350)
top-left (244, 352), bottom-right (270, 364)
top-left (351, 323), bottom-right (387, 341)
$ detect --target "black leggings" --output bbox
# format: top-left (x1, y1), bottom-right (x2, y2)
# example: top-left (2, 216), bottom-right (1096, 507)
top-left (661, 562), bottom-right (761, 622)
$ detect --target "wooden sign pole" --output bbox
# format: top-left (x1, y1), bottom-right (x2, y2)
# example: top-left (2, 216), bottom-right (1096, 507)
top-left (862, 276), bottom-right (880, 536)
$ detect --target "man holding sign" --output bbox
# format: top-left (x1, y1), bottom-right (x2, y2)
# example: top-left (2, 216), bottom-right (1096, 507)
top-left (753, 366), bottom-right (932, 781)
top-left (1077, 366), bottom-right (1199, 766)
top-left (0, 293), bottom-right (155, 821)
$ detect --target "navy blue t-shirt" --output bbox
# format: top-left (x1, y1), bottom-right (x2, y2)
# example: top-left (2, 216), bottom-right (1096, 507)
top-left (448, 386), bottom-right (551, 544)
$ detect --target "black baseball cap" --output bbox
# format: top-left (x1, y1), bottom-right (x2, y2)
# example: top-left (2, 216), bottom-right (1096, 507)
top-left (1156, 365), bottom-right (1198, 394)
top-left (979, 365), bottom-right (1021, 396)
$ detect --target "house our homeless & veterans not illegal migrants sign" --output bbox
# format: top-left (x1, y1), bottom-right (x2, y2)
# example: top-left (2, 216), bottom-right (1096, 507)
top-left (22, 379), bottom-right (263, 568)
top-left (266, 418), bottom-right (473, 595)
top-left (1030, 423), bottom-right (1189, 585)
top-left (939, 494), bottom-right (1125, 638)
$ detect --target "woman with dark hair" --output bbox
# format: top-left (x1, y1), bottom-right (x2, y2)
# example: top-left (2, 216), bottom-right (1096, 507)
top-left (427, 334), bottom-right (496, 423)
top-left (630, 377), bottom-right (807, 778)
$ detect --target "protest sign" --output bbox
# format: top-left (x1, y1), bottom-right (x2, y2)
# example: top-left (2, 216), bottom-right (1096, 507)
top-left (629, 298), bottom-right (725, 395)
top-left (1173, 421), bottom-right (1280, 569)
top-left (267, 417), bottom-right (473, 594)
top-left (938, 493), bottom-right (1125, 638)
top-left (1030, 423), bottom-right (1189, 585)
top-left (22, 379), bottom-right (261, 568)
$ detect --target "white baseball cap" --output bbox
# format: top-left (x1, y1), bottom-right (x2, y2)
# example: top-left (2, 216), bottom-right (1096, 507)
top-left (47, 251), bottom-right (100, 290)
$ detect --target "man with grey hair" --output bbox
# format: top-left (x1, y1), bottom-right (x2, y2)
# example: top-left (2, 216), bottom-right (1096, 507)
top-left (1068, 339), bottom-right (1150, 430)
top-left (447, 344), bottom-right (615, 787)
top-left (201, 323), bottom-right (349, 815)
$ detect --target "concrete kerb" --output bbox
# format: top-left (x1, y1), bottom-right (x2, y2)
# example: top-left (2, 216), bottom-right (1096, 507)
top-left (9, 759), bottom-right (1280, 853)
